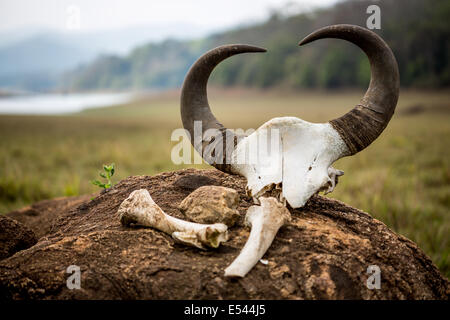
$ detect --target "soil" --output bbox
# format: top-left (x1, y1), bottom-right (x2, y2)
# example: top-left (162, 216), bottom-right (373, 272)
top-left (0, 216), bottom-right (37, 260)
top-left (0, 168), bottom-right (448, 299)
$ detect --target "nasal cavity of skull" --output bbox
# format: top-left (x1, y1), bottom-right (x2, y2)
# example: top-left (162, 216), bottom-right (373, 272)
top-left (319, 175), bottom-right (333, 192)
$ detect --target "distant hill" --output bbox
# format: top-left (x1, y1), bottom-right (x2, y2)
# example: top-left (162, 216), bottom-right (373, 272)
top-left (0, 22), bottom-right (212, 91)
top-left (0, 34), bottom-right (93, 91)
top-left (3, 0), bottom-right (448, 92)
top-left (65, 0), bottom-right (450, 91)
top-left (62, 39), bottom-right (201, 91)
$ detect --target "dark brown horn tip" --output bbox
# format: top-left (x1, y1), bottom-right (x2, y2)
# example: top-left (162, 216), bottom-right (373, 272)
top-left (239, 45), bottom-right (267, 52)
top-left (217, 44), bottom-right (267, 53)
top-left (298, 24), bottom-right (377, 46)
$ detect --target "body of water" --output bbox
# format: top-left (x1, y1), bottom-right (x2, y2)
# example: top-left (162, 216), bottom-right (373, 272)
top-left (0, 92), bottom-right (136, 115)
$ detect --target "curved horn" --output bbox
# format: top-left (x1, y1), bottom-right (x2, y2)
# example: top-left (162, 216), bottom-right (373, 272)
top-left (181, 44), bottom-right (266, 172)
top-left (299, 24), bottom-right (400, 155)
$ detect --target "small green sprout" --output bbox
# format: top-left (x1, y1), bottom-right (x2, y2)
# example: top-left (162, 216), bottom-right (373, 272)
top-left (91, 163), bottom-right (115, 189)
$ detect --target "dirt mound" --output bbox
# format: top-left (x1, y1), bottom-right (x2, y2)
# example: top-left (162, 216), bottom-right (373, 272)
top-left (0, 216), bottom-right (37, 260)
top-left (5, 194), bottom-right (91, 238)
top-left (1, 169), bottom-right (448, 299)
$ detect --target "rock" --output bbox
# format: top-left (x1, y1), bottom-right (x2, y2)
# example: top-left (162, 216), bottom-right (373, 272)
top-left (179, 186), bottom-right (240, 226)
top-left (172, 174), bottom-right (220, 193)
top-left (0, 216), bottom-right (38, 260)
top-left (0, 168), bottom-right (448, 300)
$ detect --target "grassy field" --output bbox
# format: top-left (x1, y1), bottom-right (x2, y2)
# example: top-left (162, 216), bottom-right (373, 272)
top-left (0, 88), bottom-right (449, 277)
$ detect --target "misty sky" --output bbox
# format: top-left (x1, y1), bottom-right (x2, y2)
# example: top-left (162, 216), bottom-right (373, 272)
top-left (0, 0), bottom-right (337, 33)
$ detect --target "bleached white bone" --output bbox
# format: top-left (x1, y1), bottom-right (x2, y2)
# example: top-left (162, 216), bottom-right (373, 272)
top-left (231, 117), bottom-right (349, 208)
top-left (224, 197), bottom-right (291, 277)
top-left (118, 189), bottom-right (228, 249)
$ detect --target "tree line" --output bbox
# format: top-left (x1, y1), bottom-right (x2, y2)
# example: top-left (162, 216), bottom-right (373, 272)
top-left (64, 0), bottom-right (450, 91)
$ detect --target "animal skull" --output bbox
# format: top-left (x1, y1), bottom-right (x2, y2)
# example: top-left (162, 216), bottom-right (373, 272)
top-left (181, 24), bottom-right (399, 207)
top-left (180, 24), bottom-right (399, 276)
top-left (231, 117), bottom-right (348, 208)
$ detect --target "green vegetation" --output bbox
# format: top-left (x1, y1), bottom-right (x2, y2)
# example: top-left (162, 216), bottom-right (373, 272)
top-left (0, 89), bottom-right (448, 277)
top-left (91, 163), bottom-right (116, 189)
top-left (66, 0), bottom-right (450, 91)
top-left (64, 40), bottom-right (199, 90)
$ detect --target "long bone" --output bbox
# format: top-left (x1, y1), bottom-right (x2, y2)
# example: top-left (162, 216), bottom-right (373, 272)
top-left (224, 197), bottom-right (291, 278)
top-left (118, 189), bottom-right (228, 249)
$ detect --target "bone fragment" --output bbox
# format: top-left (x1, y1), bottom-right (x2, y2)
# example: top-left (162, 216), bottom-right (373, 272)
top-left (118, 189), bottom-right (228, 249)
top-left (224, 197), bottom-right (291, 277)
